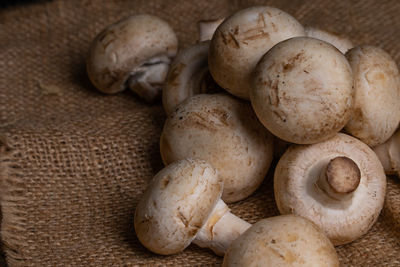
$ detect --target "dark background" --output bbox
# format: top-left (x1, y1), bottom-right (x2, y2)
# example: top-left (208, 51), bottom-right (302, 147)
top-left (0, 0), bottom-right (48, 8)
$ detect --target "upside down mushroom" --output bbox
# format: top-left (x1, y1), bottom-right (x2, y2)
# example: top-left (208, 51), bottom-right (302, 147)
top-left (274, 133), bottom-right (386, 245)
top-left (134, 159), bottom-right (251, 256)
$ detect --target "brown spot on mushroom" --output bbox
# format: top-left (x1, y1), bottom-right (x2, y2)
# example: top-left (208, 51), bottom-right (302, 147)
top-left (161, 176), bottom-right (171, 189)
top-left (229, 32), bottom-right (240, 48)
top-left (177, 211), bottom-right (189, 227)
top-left (167, 62), bottom-right (186, 87)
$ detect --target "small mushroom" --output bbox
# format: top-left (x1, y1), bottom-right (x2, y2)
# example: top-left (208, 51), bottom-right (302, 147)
top-left (209, 6), bottom-right (305, 99)
top-left (223, 215), bottom-right (339, 267)
top-left (373, 129), bottom-right (400, 176)
top-left (134, 159), bottom-right (251, 256)
top-left (198, 18), bottom-right (225, 42)
top-left (87, 14), bottom-right (178, 102)
top-left (251, 37), bottom-right (354, 144)
top-left (274, 133), bottom-right (386, 245)
top-left (344, 45), bottom-right (400, 147)
top-left (160, 94), bottom-right (274, 203)
top-left (305, 26), bottom-right (353, 54)
top-left (162, 41), bottom-right (220, 115)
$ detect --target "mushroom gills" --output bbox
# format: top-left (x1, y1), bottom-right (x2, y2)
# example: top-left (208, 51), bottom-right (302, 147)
top-left (128, 55), bottom-right (171, 102)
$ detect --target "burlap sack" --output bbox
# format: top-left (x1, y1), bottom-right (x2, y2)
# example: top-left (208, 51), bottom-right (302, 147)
top-left (1, 0), bottom-right (400, 266)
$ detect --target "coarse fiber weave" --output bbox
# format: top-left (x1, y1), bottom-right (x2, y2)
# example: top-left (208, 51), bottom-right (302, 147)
top-left (1, 0), bottom-right (400, 266)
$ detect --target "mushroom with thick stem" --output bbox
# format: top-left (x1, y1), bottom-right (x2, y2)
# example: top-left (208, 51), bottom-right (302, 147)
top-left (209, 6), bottom-right (305, 99)
top-left (251, 37), bottom-right (354, 144)
top-left (198, 18), bottom-right (225, 42)
top-left (223, 215), bottom-right (339, 267)
top-left (305, 26), bottom-right (353, 54)
top-left (344, 45), bottom-right (400, 147)
top-left (274, 133), bottom-right (386, 245)
top-left (134, 159), bottom-right (251, 256)
top-left (160, 94), bottom-right (274, 203)
top-left (373, 129), bottom-right (400, 176)
top-left (162, 41), bottom-right (221, 115)
top-left (86, 14), bottom-right (178, 102)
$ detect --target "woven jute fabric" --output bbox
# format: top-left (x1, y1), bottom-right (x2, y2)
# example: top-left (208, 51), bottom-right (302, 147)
top-left (1, 0), bottom-right (400, 266)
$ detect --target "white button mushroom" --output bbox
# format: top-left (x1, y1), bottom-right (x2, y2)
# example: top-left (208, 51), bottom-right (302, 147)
top-left (305, 26), bottom-right (354, 54)
top-left (160, 94), bottom-right (274, 203)
top-left (373, 129), bottom-right (400, 176)
top-left (251, 37), bottom-right (354, 144)
top-left (134, 159), bottom-right (251, 256)
top-left (162, 41), bottom-right (220, 115)
top-left (86, 14), bottom-right (178, 102)
top-left (274, 133), bottom-right (386, 245)
top-left (223, 215), bottom-right (339, 267)
top-left (198, 18), bottom-right (225, 42)
top-left (209, 6), bottom-right (305, 99)
top-left (344, 45), bottom-right (400, 147)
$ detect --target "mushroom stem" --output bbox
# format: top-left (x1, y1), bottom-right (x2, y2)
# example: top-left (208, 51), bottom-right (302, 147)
top-left (193, 199), bottom-right (251, 256)
top-left (317, 156), bottom-right (361, 199)
top-left (197, 18), bottom-right (225, 42)
top-left (128, 55), bottom-right (171, 103)
top-left (373, 130), bottom-right (400, 176)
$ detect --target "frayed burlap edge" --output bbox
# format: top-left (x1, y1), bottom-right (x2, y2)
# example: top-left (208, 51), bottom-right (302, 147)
top-left (0, 136), bottom-right (27, 266)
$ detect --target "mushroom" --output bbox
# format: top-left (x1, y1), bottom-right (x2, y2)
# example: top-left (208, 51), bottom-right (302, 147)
top-left (160, 94), bottom-right (274, 203)
top-left (209, 6), bottom-right (305, 99)
top-left (223, 215), bottom-right (339, 267)
top-left (86, 14), bottom-right (178, 102)
top-left (162, 41), bottom-right (221, 115)
top-left (344, 45), bottom-right (400, 147)
top-left (134, 159), bottom-right (251, 256)
top-left (198, 18), bottom-right (225, 42)
top-left (251, 37), bottom-right (354, 144)
top-left (305, 26), bottom-right (353, 54)
top-left (274, 133), bottom-right (386, 245)
top-left (373, 129), bottom-right (400, 176)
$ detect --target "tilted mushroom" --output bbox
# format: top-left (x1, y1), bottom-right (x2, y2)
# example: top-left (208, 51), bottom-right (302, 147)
top-left (87, 14), bottom-right (178, 102)
top-left (251, 37), bottom-right (354, 144)
top-left (209, 6), bottom-right (305, 99)
top-left (305, 26), bottom-right (353, 54)
top-left (373, 129), bottom-right (400, 176)
top-left (160, 94), bottom-right (274, 203)
top-left (223, 215), bottom-right (339, 267)
top-left (162, 41), bottom-right (220, 115)
top-left (274, 133), bottom-right (386, 245)
top-left (198, 18), bottom-right (225, 42)
top-left (344, 45), bottom-right (400, 147)
top-left (134, 159), bottom-right (251, 256)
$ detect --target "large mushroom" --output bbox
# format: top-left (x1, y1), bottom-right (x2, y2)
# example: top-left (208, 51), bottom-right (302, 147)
top-left (344, 45), bottom-right (400, 147)
top-left (223, 215), bottom-right (339, 267)
top-left (87, 14), bottom-right (178, 102)
top-left (251, 37), bottom-right (354, 144)
top-left (160, 94), bottom-right (274, 203)
top-left (274, 133), bottom-right (386, 245)
top-left (134, 159), bottom-right (251, 256)
top-left (209, 6), bottom-right (305, 99)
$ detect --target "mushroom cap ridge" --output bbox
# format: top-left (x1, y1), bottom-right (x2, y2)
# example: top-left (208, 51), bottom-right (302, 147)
top-left (274, 133), bottom-right (386, 245)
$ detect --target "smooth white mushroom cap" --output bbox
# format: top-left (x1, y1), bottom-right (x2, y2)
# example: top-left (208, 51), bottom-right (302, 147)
top-left (274, 133), bottom-right (386, 245)
top-left (134, 159), bottom-right (222, 255)
top-left (160, 94), bottom-right (274, 203)
top-left (87, 14), bottom-right (178, 97)
top-left (305, 26), bottom-right (353, 54)
top-left (344, 45), bottom-right (400, 147)
top-left (223, 215), bottom-right (339, 267)
top-left (251, 37), bottom-right (354, 144)
top-left (209, 6), bottom-right (305, 99)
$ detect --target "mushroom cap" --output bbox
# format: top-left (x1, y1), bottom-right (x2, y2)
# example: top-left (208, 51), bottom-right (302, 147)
top-left (209, 6), bottom-right (305, 99)
top-left (344, 45), bottom-right (400, 147)
top-left (274, 133), bottom-right (386, 245)
top-left (251, 37), bottom-right (354, 144)
top-left (134, 159), bottom-right (222, 255)
top-left (163, 41), bottom-right (219, 115)
top-left (305, 26), bottom-right (353, 54)
top-left (160, 94), bottom-right (273, 203)
top-left (87, 14), bottom-right (178, 94)
top-left (223, 215), bottom-right (339, 267)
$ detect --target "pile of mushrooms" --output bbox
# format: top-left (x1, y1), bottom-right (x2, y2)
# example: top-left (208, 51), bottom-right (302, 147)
top-left (86, 5), bottom-right (400, 265)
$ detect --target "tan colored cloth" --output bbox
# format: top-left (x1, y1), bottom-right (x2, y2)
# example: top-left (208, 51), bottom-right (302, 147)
top-left (1, 0), bottom-right (400, 265)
